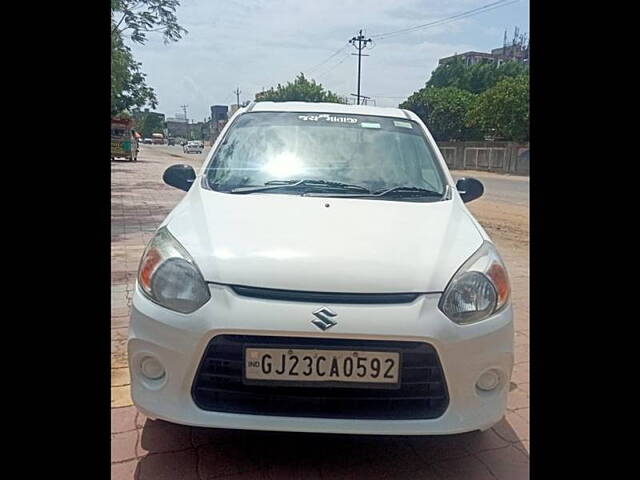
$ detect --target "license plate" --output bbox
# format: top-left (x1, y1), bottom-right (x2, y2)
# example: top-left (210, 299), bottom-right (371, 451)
top-left (244, 348), bottom-right (400, 385)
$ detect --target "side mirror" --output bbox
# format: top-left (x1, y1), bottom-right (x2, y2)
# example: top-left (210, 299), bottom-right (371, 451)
top-left (163, 164), bottom-right (196, 192)
top-left (456, 177), bottom-right (484, 203)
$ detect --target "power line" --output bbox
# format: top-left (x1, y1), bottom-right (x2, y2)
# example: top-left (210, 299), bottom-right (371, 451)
top-left (349, 29), bottom-right (372, 105)
top-left (315, 52), bottom-right (351, 81)
top-left (306, 43), bottom-right (350, 75)
top-left (371, 0), bottom-right (519, 41)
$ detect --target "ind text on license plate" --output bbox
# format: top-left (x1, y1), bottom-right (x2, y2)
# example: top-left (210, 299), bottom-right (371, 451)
top-left (244, 347), bottom-right (400, 385)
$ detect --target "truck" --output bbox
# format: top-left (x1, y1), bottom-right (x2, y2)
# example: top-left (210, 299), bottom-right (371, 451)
top-left (151, 133), bottom-right (165, 145)
top-left (111, 117), bottom-right (139, 162)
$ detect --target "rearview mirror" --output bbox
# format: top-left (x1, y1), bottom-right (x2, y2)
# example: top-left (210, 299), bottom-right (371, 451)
top-left (456, 177), bottom-right (484, 203)
top-left (163, 164), bottom-right (196, 192)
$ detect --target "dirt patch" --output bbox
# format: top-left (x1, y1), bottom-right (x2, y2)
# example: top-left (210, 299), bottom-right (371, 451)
top-left (468, 199), bottom-right (529, 247)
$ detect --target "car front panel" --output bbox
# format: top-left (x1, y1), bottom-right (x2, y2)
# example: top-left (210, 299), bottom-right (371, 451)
top-left (128, 283), bottom-right (513, 435)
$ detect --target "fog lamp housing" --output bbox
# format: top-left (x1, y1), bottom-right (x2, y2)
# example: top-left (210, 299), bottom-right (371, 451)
top-left (476, 369), bottom-right (501, 392)
top-left (140, 356), bottom-right (165, 380)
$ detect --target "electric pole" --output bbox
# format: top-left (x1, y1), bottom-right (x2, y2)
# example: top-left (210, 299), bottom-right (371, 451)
top-left (180, 104), bottom-right (189, 139)
top-left (349, 29), bottom-right (372, 105)
top-left (234, 87), bottom-right (241, 107)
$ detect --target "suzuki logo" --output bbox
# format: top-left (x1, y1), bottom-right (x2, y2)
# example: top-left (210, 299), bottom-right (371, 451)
top-left (311, 307), bottom-right (338, 331)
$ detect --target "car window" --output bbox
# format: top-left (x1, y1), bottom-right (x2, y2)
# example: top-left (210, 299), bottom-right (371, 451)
top-left (204, 112), bottom-right (445, 195)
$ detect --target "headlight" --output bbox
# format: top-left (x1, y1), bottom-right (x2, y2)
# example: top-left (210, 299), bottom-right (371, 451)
top-left (137, 227), bottom-right (210, 313)
top-left (439, 241), bottom-right (510, 325)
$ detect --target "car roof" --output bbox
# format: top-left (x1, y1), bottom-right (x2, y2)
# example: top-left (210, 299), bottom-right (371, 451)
top-left (250, 101), bottom-right (414, 120)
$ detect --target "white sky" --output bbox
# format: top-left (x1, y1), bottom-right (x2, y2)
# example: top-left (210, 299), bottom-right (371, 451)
top-left (126, 0), bottom-right (529, 121)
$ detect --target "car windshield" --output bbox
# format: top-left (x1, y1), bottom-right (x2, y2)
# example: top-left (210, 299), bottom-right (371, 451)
top-left (203, 112), bottom-right (446, 199)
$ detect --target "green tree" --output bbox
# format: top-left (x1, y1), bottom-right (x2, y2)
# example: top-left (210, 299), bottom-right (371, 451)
top-left (111, 33), bottom-right (158, 115)
top-left (111, 0), bottom-right (187, 45)
top-left (466, 75), bottom-right (529, 142)
top-left (400, 86), bottom-right (480, 141)
top-left (257, 73), bottom-right (346, 103)
top-left (133, 111), bottom-right (165, 137)
top-left (111, 0), bottom-right (187, 115)
top-left (427, 58), bottom-right (529, 94)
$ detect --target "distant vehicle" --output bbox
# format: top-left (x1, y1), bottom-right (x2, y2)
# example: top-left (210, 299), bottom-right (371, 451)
top-left (168, 138), bottom-right (176, 146)
top-left (143, 138), bottom-right (153, 144)
top-left (183, 140), bottom-right (203, 154)
top-left (111, 118), bottom-right (138, 162)
top-left (152, 133), bottom-right (165, 145)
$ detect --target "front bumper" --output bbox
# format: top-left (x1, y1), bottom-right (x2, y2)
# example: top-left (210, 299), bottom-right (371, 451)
top-left (128, 283), bottom-right (513, 435)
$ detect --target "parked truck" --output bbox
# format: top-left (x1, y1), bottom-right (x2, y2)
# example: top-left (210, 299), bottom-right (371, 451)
top-left (111, 117), bottom-right (139, 162)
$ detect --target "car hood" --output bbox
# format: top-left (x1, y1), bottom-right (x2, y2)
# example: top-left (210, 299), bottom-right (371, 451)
top-left (165, 187), bottom-right (484, 293)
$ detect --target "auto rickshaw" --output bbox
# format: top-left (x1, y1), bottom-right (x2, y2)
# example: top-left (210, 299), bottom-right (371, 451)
top-left (111, 117), bottom-right (139, 162)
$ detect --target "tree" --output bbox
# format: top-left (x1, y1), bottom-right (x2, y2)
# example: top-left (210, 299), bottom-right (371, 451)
top-left (111, 0), bottom-right (187, 115)
top-left (133, 110), bottom-right (165, 137)
top-left (427, 58), bottom-right (529, 94)
top-left (111, 32), bottom-right (158, 115)
top-left (111, 0), bottom-right (187, 45)
top-left (400, 86), bottom-right (480, 141)
top-left (466, 75), bottom-right (529, 142)
top-left (256, 73), bottom-right (346, 103)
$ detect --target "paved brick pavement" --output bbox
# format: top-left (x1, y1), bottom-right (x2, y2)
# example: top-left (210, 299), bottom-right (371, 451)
top-left (111, 145), bottom-right (529, 479)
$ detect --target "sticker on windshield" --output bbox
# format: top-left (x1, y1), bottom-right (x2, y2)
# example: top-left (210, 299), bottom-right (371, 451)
top-left (298, 114), bottom-right (358, 124)
top-left (361, 122), bottom-right (381, 129)
top-left (393, 121), bottom-right (413, 129)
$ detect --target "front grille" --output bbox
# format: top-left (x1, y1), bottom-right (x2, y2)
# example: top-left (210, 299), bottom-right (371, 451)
top-left (229, 285), bottom-right (421, 304)
top-left (191, 335), bottom-right (449, 420)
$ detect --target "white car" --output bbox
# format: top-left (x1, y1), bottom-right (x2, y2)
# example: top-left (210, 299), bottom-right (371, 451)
top-left (129, 102), bottom-right (513, 435)
top-left (183, 141), bottom-right (203, 154)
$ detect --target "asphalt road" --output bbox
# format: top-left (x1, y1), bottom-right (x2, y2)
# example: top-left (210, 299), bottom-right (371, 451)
top-left (452, 170), bottom-right (529, 207)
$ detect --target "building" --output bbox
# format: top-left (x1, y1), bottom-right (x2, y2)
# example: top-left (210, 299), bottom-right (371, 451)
top-left (211, 105), bottom-right (228, 123)
top-left (438, 51), bottom-right (496, 67)
top-left (490, 44), bottom-right (529, 65)
top-left (165, 117), bottom-right (190, 138)
top-left (208, 105), bottom-right (229, 143)
top-left (438, 30), bottom-right (529, 67)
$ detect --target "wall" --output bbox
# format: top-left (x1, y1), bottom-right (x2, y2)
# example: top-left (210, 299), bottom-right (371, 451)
top-left (437, 141), bottom-right (529, 175)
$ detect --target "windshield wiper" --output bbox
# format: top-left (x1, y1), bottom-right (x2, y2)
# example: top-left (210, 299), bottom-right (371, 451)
top-left (371, 185), bottom-right (445, 198)
top-left (229, 179), bottom-right (370, 194)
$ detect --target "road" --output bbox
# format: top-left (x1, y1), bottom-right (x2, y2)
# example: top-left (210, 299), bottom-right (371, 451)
top-left (452, 170), bottom-right (529, 207)
top-left (111, 145), bottom-right (529, 479)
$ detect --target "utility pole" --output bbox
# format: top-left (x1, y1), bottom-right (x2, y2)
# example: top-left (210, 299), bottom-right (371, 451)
top-left (349, 29), bottom-right (372, 105)
top-left (180, 104), bottom-right (189, 139)
top-left (233, 87), bottom-right (241, 107)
